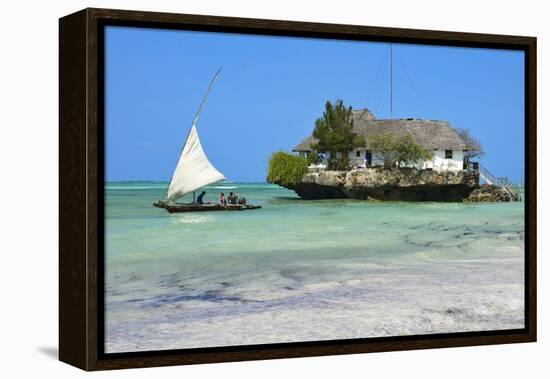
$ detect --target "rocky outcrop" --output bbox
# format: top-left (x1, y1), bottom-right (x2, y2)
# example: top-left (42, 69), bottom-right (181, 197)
top-left (284, 170), bottom-right (346, 199)
top-left (282, 168), bottom-right (486, 202)
top-left (343, 168), bottom-right (479, 201)
top-left (465, 184), bottom-right (517, 202)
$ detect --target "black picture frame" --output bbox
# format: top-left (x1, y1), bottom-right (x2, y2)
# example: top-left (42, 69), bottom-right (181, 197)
top-left (59, 7), bottom-right (537, 371)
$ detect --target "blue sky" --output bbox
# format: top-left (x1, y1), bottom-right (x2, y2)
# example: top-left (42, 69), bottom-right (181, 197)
top-left (105, 26), bottom-right (525, 183)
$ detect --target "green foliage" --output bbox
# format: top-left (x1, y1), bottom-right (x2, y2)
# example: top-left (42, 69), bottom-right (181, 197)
top-left (367, 133), bottom-right (433, 168)
top-left (366, 134), bottom-right (399, 168)
top-left (306, 152), bottom-right (320, 165)
top-left (395, 134), bottom-right (433, 167)
top-left (267, 151), bottom-right (309, 187)
top-left (311, 99), bottom-right (365, 170)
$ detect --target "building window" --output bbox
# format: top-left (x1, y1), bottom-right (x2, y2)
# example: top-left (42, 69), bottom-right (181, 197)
top-left (445, 149), bottom-right (453, 159)
top-left (356, 150), bottom-right (361, 157)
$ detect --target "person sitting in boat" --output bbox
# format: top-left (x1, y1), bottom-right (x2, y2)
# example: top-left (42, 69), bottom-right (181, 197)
top-left (219, 192), bottom-right (226, 205)
top-left (237, 197), bottom-right (247, 206)
top-left (196, 191), bottom-right (207, 205)
top-left (227, 192), bottom-right (237, 205)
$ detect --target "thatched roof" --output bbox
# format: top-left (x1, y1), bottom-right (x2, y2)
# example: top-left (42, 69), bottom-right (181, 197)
top-left (293, 135), bottom-right (319, 152)
top-left (293, 109), bottom-right (468, 152)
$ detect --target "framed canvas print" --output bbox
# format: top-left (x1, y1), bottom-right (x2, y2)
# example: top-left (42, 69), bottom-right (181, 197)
top-left (59, 8), bottom-right (536, 371)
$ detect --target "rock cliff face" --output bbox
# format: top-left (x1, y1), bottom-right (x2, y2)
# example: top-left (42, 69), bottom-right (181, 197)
top-left (465, 184), bottom-right (518, 202)
top-left (279, 168), bottom-right (499, 202)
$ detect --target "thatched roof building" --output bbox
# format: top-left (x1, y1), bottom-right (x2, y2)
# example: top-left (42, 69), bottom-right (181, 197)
top-left (293, 109), bottom-right (467, 152)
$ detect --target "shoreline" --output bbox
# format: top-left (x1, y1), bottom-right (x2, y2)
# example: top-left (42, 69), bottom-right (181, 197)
top-left (105, 240), bottom-right (524, 353)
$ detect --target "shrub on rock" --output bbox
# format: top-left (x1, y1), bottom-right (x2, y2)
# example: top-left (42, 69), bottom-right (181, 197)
top-left (267, 151), bottom-right (309, 187)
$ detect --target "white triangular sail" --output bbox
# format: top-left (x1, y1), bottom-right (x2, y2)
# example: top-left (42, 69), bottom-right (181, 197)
top-left (166, 124), bottom-right (225, 202)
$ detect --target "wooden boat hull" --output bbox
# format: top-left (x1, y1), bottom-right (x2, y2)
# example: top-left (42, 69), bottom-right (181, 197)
top-left (152, 201), bottom-right (261, 213)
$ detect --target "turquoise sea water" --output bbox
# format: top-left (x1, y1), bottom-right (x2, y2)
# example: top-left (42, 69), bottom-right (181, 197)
top-left (105, 181), bottom-right (525, 353)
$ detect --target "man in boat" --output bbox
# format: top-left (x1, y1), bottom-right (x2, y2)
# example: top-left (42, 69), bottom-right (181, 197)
top-left (227, 192), bottom-right (237, 205)
top-left (196, 191), bottom-right (207, 205)
top-left (237, 197), bottom-right (247, 206)
top-left (219, 192), bottom-right (226, 205)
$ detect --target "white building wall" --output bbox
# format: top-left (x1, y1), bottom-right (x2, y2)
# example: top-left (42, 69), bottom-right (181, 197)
top-left (349, 149), bottom-right (366, 168)
top-left (306, 149), bottom-right (464, 172)
top-left (348, 149), bottom-right (384, 168)
top-left (428, 149), bottom-right (464, 172)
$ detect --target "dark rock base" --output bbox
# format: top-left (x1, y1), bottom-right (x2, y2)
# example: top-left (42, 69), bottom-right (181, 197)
top-left (288, 183), bottom-right (347, 200)
top-left (344, 184), bottom-right (476, 202)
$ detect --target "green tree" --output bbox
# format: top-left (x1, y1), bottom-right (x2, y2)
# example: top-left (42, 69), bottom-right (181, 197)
top-left (266, 151), bottom-right (309, 187)
top-left (367, 133), bottom-right (432, 168)
top-left (395, 134), bottom-right (433, 167)
top-left (306, 151), bottom-right (320, 166)
top-left (453, 128), bottom-right (484, 166)
top-left (311, 100), bottom-right (365, 170)
top-left (365, 133), bottom-right (399, 168)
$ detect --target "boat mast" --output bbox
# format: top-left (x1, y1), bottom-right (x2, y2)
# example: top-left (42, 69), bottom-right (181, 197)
top-left (192, 68), bottom-right (222, 127)
top-left (162, 68), bottom-right (222, 201)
